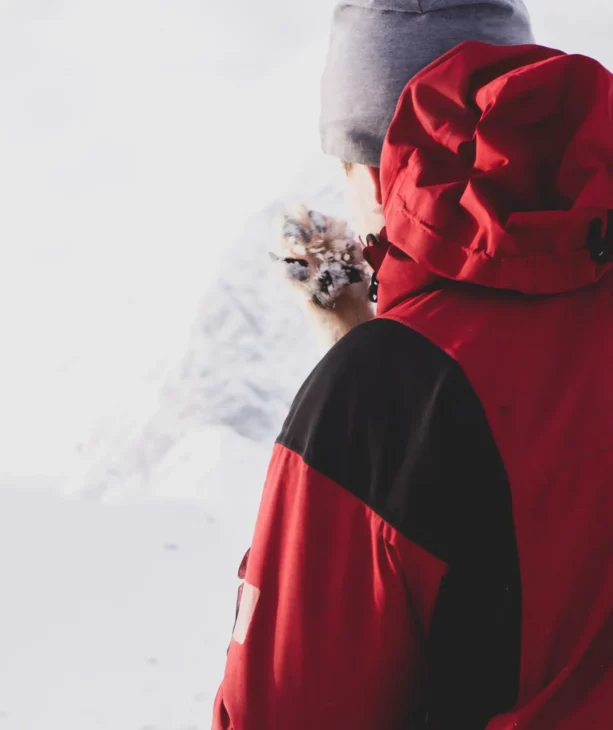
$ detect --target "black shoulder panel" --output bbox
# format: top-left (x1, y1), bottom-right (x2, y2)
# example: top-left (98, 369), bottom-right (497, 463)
top-left (278, 317), bottom-right (522, 729)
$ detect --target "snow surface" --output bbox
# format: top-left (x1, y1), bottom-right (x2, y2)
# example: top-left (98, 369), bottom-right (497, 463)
top-left (1, 1), bottom-right (612, 728)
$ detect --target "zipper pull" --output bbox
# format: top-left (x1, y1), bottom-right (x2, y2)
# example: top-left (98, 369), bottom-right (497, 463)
top-left (368, 271), bottom-right (379, 303)
top-left (587, 217), bottom-right (613, 264)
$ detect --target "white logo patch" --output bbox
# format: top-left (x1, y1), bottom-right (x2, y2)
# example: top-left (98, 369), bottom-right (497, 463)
top-left (233, 582), bottom-right (260, 645)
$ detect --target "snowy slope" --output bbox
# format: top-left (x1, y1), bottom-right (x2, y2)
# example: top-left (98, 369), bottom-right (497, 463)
top-left (0, 488), bottom-right (217, 730)
top-left (0, 481), bottom-right (263, 730)
top-left (1, 1), bottom-right (613, 729)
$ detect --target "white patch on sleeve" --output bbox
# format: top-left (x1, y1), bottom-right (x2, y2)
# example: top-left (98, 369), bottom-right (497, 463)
top-left (233, 583), bottom-right (260, 645)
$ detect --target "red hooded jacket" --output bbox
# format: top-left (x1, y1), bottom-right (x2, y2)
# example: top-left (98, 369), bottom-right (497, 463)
top-left (213, 42), bottom-right (613, 730)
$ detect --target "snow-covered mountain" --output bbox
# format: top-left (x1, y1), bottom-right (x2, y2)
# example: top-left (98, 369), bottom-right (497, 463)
top-left (68, 169), bottom-right (347, 504)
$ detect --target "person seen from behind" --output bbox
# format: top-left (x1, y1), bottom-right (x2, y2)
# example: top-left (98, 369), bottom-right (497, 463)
top-left (213, 1), bottom-right (613, 728)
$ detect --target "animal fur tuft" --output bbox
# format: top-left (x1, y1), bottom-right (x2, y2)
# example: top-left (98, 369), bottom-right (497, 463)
top-left (271, 205), bottom-right (374, 350)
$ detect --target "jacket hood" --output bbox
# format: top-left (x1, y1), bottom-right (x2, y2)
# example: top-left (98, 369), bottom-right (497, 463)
top-left (374, 41), bottom-right (613, 311)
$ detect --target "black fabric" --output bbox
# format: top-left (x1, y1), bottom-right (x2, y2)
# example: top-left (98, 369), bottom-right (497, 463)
top-left (277, 318), bottom-right (522, 730)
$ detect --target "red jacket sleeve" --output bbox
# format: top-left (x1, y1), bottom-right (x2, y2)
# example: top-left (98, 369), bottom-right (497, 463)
top-left (212, 443), bottom-right (447, 730)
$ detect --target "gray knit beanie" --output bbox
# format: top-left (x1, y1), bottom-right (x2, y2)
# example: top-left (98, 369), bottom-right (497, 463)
top-left (320, 0), bottom-right (534, 167)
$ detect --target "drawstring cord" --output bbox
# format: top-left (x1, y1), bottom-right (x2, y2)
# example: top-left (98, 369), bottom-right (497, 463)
top-left (361, 231), bottom-right (390, 303)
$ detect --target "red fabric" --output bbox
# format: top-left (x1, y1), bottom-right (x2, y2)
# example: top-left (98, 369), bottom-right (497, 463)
top-left (377, 41), bottom-right (613, 301)
top-left (213, 445), bottom-right (447, 730)
top-left (375, 41), bottom-right (613, 729)
top-left (385, 278), bottom-right (613, 729)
